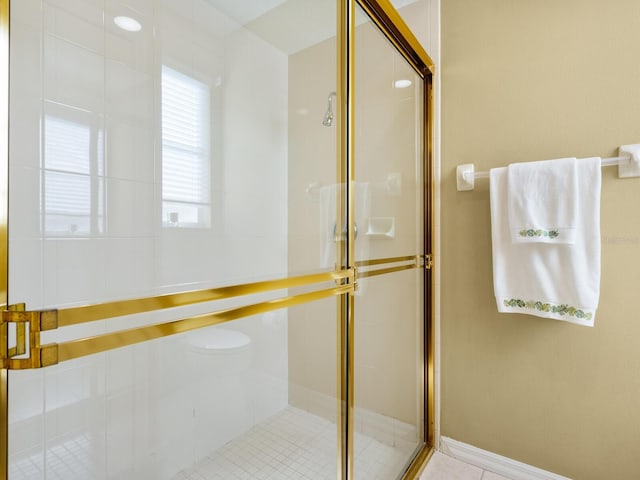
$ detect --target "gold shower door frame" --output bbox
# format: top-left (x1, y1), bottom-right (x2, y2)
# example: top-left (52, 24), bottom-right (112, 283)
top-left (338, 1), bottom-right (435, 478)
top-left (0, 0), bottom-right (435, 478)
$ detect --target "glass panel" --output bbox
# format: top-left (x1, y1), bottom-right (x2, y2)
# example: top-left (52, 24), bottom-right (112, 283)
top-left (353, 6), bottom-right (423, 263)
top-left (8, 0), bottom-right (340, 479)
top-left (353, 5), bottom-right (425, 478)
top-left (8, 0), bottom-right (340, 313)
top-left (287, 10), bottom-right (340, 277)
top-left (8, 298), bottom-right (339, 480)
top-left (354, 270), bottom-right (425, 478)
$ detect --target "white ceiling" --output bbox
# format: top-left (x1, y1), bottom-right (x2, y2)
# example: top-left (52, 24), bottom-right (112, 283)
top-left (202, 0), bottom-right (288, 25)
top-left (202, 0), bottom-right (419, 55)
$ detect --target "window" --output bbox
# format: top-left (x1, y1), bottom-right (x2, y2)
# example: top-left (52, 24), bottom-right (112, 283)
top-left (43, 113), bottom-right (104, 236)
top-left (161, 65), bottom-right (211, 228)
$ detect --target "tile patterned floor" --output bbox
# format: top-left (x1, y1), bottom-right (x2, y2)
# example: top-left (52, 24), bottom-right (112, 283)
top-left (175, 406), bottom-right (418, 480)
top-left (10, 434), bottom-right (92, 480)
top-left (420, 452), bottom-right (512, 480)
top-left (10, 410), bottom-right (511, 480)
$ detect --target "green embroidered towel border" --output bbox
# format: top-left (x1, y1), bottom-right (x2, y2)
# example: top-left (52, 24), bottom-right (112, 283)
top-left (507, 157), bottom-right (578, 245)
top-left (511, 226), bottom-right (575, 244)
top-left (503, 298), bottom-right (593, 321)
top-left (497, 296), bottom-right (596, 326)
top-left (518, 229), bottom-right (559, 239)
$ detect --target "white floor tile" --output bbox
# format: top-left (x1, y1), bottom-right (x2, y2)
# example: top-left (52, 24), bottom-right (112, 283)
top-left (420, 452), bottom-right (483, 480)
top-left (174, 406), bottom-right (416, 480)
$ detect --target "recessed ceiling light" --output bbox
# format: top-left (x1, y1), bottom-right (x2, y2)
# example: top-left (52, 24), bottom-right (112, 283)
top-left (114, 16), bottom-right (142, 32)
top-left (394, 79), bottom-right (412, 89)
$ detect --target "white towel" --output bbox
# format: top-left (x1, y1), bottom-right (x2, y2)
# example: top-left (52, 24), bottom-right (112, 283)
top-left (320, 184), bottom-right (340, 269)
top-left (490, 157), bottom-right (601, 326)
top-left (507, 157), bottom-right (578, 244)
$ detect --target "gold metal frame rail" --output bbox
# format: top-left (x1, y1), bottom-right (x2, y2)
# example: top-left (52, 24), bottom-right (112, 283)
top-left (355, 254), bottom-right (418, 267)
top-left (50, 255), bottom-right (428, 329)
top-left (357, 0), bottom-right (435, 78)
top-left (2, 284), bottom-right (354, 369)
top-left (359, 263), bottom-right (417, 279)
top-left (1, 255), bottom-right (431, 370)
top-left (57, 283), bottom-right (354, 364)
top-left (56, 269), bottom-right (355, 327)
top-left (1, 0), bottom-right (10, 476)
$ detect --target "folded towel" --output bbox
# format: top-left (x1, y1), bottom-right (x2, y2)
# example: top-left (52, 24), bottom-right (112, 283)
top-left (490, 157), bottom-right (601, 326)
top-left (507, 157), bottom-right (577, 244)
top-left (320, 183), bottom-right (340, 269)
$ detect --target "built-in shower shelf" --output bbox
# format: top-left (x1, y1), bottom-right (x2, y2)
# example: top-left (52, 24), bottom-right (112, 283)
top-left (365, 217), bottom-right (395, 239)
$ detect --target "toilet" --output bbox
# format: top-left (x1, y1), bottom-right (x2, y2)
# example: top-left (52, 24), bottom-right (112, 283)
top-left (186, 326), bottom-right (254, 458)
top-left (187, 327), bottom-right (252, 376)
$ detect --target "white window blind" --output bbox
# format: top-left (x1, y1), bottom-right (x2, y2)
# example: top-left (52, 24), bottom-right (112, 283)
top-left (161, 65), bottom-right (211, 227)
top-left (44, 115), bottom-right (103, 235)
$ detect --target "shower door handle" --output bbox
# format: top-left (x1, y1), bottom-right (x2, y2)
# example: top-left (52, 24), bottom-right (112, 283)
top-left (333, 222), bottom-right (358, 241)
top-left (2, 305), bottom-right (59, 369)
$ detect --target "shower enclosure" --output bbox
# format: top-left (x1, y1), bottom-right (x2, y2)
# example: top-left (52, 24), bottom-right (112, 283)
top-left (0, 0), bottom-right (434, 479)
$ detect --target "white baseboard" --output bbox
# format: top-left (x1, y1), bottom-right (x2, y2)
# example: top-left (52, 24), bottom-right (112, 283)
top-left (439, 437), bottom-right (571, 480)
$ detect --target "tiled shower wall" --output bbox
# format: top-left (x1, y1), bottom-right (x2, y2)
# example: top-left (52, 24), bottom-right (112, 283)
top-left (8, 0), bottom-right (288, 478)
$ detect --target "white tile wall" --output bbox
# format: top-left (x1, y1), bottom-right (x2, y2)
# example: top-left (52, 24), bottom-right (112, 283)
top-left (44, 3), bottom-right (104, 54)
top-left (12, 0), bottom-right (43, 27)
top-left (9, 1), bottom-right (292, 290)
top-left (105, 118), bottom-right (155, 183)
top-left (9, 1), bottom-right (290, 479)
top-left (10, 314), bottom-right (290, 478)
top-left (44, 35), bottom-right (105, 111)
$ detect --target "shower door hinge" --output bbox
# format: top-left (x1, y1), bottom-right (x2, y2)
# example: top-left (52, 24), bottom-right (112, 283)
top-left (425, 254), bottom-right (434, 270)
top-left (1, 304), bottom-right (59, 370)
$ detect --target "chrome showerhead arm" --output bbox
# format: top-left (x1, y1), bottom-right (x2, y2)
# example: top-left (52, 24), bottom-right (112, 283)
top-left (322, 91), bottom-right (337, 127)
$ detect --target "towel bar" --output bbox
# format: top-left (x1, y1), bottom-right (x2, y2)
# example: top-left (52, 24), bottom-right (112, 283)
top-left (456, 144), bottom-right (640, 191)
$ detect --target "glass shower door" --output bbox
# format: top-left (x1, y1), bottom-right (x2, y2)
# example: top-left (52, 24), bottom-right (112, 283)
top-left (2, 1), bottom-right (434, 479)
top-left (352, 4), bottom-right (427, 478)
top-left (5, 0), bottom-right (343, 479)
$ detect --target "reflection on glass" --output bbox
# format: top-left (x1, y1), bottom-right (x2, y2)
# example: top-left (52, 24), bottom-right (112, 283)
top-left (11, 0), bottom-right (341, 478)
top-left (43, 113), bottom-right (105, 236)
top-left (161, 65), bottom-right (211, 228)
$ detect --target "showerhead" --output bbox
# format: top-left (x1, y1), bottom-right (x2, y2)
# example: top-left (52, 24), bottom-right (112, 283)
top-left (322, 109), bottom-right (334, 127)
top-left (322, 91), bottom-right (337, 127)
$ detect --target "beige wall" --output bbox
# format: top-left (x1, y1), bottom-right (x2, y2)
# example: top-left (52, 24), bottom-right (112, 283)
top-left (441, 1), bottom-right (640, 479)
